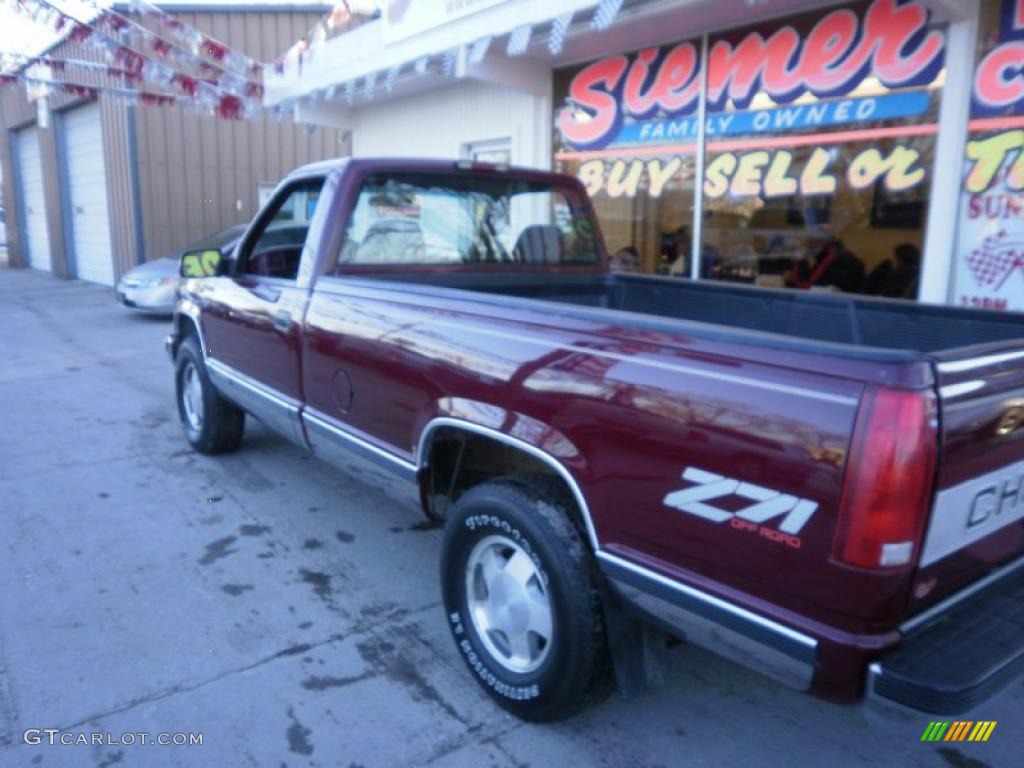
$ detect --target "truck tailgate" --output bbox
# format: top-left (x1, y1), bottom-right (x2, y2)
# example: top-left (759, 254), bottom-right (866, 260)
top-left (911, 342), bottom-right (1024, 614)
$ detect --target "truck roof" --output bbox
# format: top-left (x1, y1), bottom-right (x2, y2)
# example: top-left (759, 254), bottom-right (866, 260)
top-left (285, 157), bottom-right (576, 184)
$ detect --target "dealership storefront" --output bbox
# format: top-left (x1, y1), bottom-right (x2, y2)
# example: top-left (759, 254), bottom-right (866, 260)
top-left (553, 0), bottom-right (1023, 307)
top-left (271, 0), bottom-right (1023, 310)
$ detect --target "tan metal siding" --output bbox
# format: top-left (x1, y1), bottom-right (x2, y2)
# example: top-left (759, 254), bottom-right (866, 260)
top-left (0, 109), bottom-right (24, 269)
top-left (98, 96), bottom-right (138, 279)
top-left (0, 36), bottom-right (138, 277)
top-left (34, 111), bottom-right (66, 278)
top-left (1, 9), bottom-right (348, 275)
top-left (134, 10), bottom-right (349, 262)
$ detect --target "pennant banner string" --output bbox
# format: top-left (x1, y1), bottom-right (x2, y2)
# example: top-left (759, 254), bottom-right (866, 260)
top-left (123, 0), bottom-right (262, 79)
top-left (0, 69), bottom-right (261, 120)
top-left (5, 0), bottom-right (262, 101)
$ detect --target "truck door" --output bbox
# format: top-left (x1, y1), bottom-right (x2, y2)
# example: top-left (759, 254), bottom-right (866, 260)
top-left (199, 177), bottom-right (324, 444)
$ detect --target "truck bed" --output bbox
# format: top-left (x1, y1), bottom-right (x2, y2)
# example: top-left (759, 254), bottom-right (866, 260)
top-left (377, 270), bottom-right (1023, 359)
top-left (354, 267), bottom-right (1024, 622)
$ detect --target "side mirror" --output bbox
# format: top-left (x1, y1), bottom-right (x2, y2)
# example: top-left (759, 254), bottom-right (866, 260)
top-left (179, 249), bottom-right (228, 278)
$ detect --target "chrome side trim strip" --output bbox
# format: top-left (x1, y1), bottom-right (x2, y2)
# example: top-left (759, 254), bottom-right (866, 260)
top-left (303, 408), bottom-right (417, 481)
top-left (938, 380), bottom-right (986, 399)
top-left (416, 416), bottom-right (600, 550)
top-left (206, 358), bottom-right (301, 412)
top-left (605, 573), bottom-right (816, 691)
top-left (938, 350), bottom-right (1024, 373)
top-left (597, 551), bottom-right (818, 662)
top-left (205, 358), bottom-right (305, 447)
top-left (900, 553), bottom-right (1024, 635)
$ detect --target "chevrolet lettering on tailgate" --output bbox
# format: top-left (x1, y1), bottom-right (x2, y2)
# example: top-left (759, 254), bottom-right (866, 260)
top-left (920, 460), bottom-right (1024, 567)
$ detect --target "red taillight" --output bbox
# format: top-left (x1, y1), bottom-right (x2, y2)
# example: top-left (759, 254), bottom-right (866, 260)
top-left (832, 387), bottom-right (938, 570)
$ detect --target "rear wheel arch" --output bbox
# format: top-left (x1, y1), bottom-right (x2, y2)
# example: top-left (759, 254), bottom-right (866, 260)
top-left (416, 418), bottom-right (598, 551)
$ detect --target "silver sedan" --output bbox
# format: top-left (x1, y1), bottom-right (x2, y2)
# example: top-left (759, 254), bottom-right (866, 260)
top-left (116, 225), bottom-right (246, 316)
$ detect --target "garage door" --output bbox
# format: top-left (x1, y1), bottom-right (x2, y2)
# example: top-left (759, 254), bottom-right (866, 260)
top-left (64, 103), bottom-right (114, 285)
top-left (16, 127), bottom-right (51, 272)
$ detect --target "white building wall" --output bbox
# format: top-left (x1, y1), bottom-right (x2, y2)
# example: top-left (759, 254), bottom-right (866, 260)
top-left (350, 80), bottom-right (552, 170)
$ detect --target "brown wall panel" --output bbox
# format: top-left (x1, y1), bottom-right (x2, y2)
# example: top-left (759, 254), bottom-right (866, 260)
top-left (37, 113), bottom-right (68, 278)
top-left (134, 10), bottom-right (345, 262)
top-left (2, 8), bottom-right (346, 276)
top-left (0, 106), bottom-right (23, 269)
top-left (96, 96), bottom-right (138, 277)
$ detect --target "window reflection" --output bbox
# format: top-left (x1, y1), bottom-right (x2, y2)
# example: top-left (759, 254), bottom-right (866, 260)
top-left (553, 0), bottom-right (946, 298)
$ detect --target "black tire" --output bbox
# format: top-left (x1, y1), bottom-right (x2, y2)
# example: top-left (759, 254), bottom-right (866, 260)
top-left (174, 336), bottom-right (245, 455)
top-left (440, 477), bottom-right (613, 721)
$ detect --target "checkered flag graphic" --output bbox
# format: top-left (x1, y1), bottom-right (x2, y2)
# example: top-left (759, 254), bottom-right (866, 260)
top-left (966, 230), bottom-right (1024, 289)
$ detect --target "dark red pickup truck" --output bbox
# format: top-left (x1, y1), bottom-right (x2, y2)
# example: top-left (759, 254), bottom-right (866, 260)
top-left (168, 158), bottom-right (1024, 722)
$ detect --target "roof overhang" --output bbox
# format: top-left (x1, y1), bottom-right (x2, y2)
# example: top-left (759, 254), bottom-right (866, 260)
top-left (268, 0), bottom-right (977, 127)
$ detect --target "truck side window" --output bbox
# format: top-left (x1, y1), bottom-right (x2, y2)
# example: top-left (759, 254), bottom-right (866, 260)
top-left (336, 173), bottom-right (600, 268)
top-left (239, 179), bottom-right (324, 279)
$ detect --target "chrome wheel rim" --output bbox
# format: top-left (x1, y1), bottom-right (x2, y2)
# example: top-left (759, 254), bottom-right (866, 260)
top-left (465, 534), bottom-right (553, 674)
top-left (182, 362), bottom-right (204, 431)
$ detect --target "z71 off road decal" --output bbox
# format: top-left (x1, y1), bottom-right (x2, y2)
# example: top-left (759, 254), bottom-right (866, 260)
top-left (664, 467), bottom-right (818, 548)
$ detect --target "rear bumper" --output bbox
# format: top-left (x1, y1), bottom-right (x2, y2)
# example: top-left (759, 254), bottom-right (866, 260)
top-left (867, 561), bottom-right (1024, 715)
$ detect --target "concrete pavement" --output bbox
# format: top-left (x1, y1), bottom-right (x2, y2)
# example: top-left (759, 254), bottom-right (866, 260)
top-left (0, 268), bottom-right (1019, 768)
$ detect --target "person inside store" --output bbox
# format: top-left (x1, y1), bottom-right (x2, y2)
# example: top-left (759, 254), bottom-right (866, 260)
top-left (789, 228), bottom-right (866, 293)
top-left (609, 246), bottom-right (640, 273)
top-left (656, 226), bottom-right (689, 276)
top-left (661, 226), bottom-right (719, 278)
top-left (862, 242), bottom-right (920, 299)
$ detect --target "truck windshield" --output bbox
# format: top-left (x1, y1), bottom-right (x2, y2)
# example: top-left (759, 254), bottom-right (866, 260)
top-left (338, 172), bottom-right (600, 267)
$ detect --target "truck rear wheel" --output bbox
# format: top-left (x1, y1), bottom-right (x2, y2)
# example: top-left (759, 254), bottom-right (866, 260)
top-left (440, 478), bottom-right (613, 721)
top-left (175, 337), bottom-right (245, 455)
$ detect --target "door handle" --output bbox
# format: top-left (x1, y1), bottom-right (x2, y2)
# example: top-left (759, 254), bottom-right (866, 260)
top-left (273, 309), bottom-right (292, 332)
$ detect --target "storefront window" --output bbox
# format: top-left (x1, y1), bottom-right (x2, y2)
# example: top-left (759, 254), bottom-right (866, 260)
top-left (701, 0), bottom-right (945, 295)
top-left (554, 0), bottom-right (948, 298)
top-left (952, 0), bottom-right (1024, 311)
top-left (553, 40), bottom-right (701, 274)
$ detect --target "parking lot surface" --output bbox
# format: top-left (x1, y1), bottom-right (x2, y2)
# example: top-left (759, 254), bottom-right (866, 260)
top-left (0, 269), bottom-right (1019, 768)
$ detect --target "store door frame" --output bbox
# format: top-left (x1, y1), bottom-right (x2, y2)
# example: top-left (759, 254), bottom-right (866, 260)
top-left (917, 2), bottom-right (980, 304)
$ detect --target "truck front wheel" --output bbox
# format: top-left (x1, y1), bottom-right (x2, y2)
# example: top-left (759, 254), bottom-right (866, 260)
top-left (440, 478), bottom-right (613, 721)
top-left (175, 337), bottom-right (245, 455)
